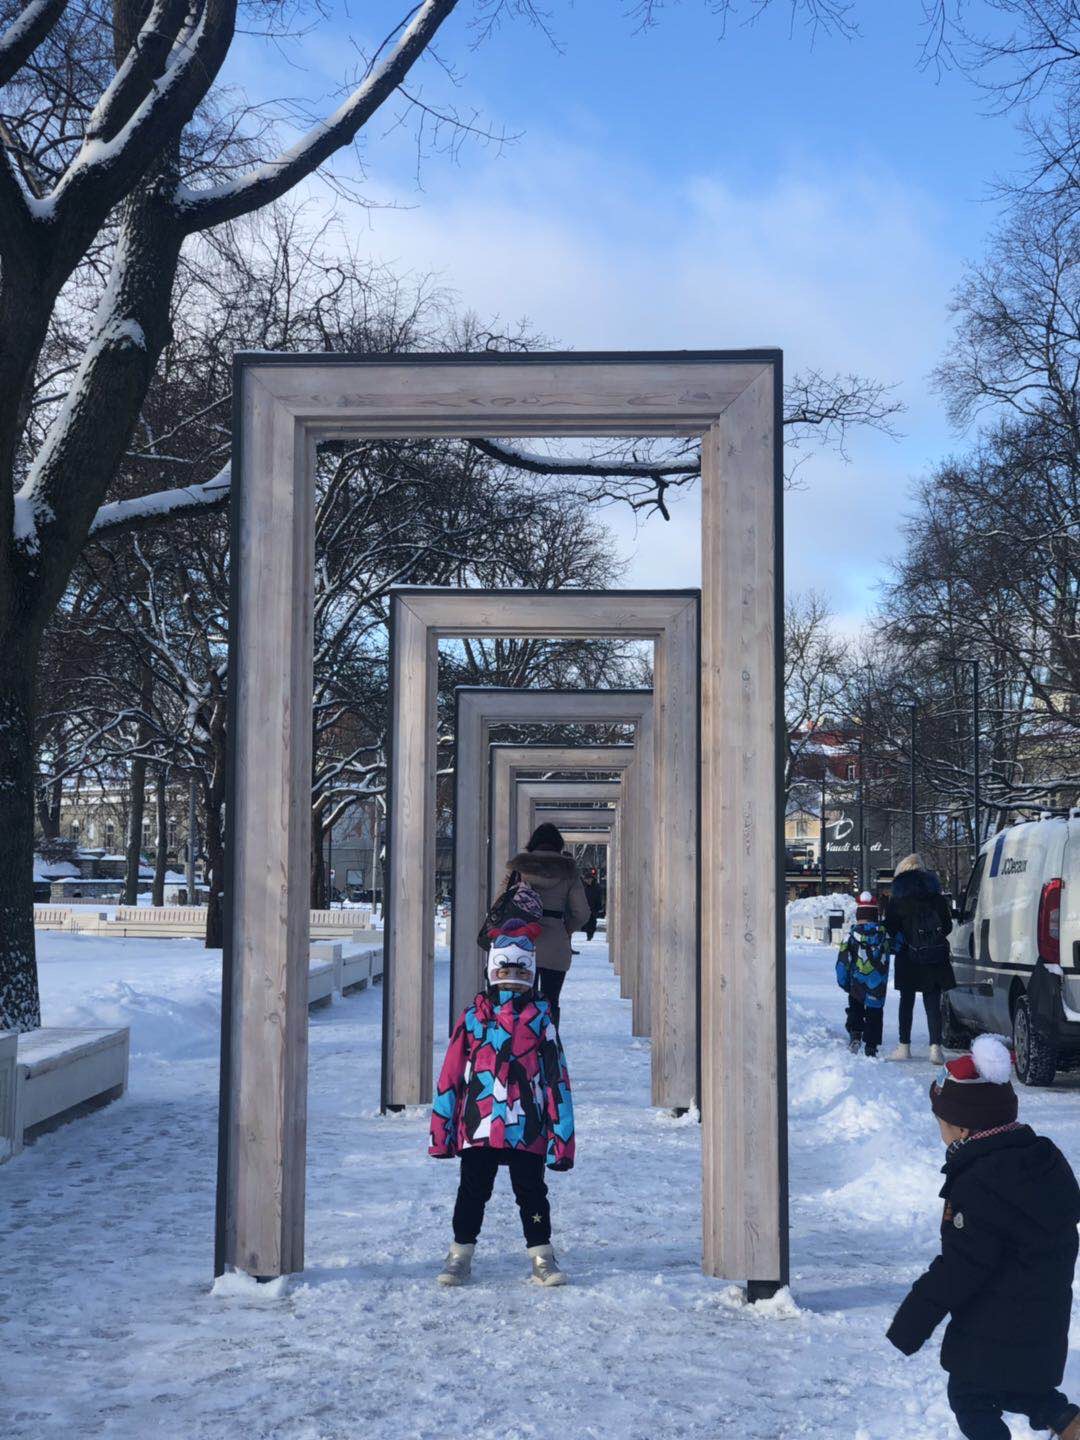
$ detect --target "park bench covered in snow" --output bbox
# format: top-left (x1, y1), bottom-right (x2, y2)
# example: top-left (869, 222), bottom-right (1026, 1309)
top-left (4, 1026), bottom-right (130, 1158)
top-left (339, 941), bottom-right (383, 992)
top-left (307, 958), bottom-right (336, 1009)
top-left (309, 940), bottom-right (384, 996)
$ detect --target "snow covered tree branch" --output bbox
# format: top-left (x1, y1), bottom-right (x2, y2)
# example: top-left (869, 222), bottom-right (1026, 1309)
top-left (174, 0), bottom-right (460, 231)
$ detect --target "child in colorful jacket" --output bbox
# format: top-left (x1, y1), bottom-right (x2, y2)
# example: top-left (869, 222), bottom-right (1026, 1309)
top-left (430, 925), bottom-right (575, 1288)
top-left (836, 892), bottom-right (889, 1057)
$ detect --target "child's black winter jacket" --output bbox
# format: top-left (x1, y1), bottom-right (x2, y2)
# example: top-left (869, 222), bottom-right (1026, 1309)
top-left (887, 1125), bottom-right (1080, 1391)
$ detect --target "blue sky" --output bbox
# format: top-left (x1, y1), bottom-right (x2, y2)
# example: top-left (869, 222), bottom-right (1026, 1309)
top-left (225, 2), bottom-right (1026, 629)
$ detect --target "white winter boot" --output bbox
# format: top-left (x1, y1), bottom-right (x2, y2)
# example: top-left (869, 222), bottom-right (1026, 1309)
top-left (437, 1242), bottom-right (475, 1286)
top-left (928, 1044), bottom-right (945, 1065)
top-left (527, 1244), bottom-right (568, 1287)
top-left (887, 1042), bottom-right (912, 1061)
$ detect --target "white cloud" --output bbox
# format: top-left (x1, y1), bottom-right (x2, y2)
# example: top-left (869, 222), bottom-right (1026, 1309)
top-left (318, 127), bottom-right (965, 625)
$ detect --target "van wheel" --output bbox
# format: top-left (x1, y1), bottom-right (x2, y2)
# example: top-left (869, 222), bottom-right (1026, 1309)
top-left (1013, 995), bottom-right (1057, 1087)
top-left (940, 993), bottom-right (971, 1050)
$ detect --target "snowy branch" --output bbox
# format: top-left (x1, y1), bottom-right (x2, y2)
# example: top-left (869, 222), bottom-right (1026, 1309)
top-left (88, 465), bottom-right (231, 540)
top-left (0, 0), bottom-right (68, 87)
top-left (173, 0), bottom-right (460, 231)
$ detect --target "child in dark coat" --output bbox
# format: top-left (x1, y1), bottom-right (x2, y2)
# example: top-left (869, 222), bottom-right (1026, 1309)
top-left (887, 1034), bottom-right (1080, 1440)
top-left (836, 891), bottom-right (889, 1057)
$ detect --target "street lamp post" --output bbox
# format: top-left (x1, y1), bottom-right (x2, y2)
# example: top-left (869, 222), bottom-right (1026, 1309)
top-left (819, 763), bottom-right (828, 897)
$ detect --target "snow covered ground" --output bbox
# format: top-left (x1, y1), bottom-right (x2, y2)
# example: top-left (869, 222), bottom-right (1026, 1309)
top-left (4, 935), bottom-right (1080, 1439)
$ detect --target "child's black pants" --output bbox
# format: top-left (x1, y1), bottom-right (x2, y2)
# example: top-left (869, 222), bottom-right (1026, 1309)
top-left (453, 1149), bottom-right (551, 1247)
top-left (947, 1376), bottom-right (1077, 1439)
top-left (845, 995), bottom-right (883, 1050)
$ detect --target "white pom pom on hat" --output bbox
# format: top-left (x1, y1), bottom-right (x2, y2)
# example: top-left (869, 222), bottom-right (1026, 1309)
top-left (858, 891), bottom-right (873, 904)
top-left (970, 1033), bottom-right (1014, 1085)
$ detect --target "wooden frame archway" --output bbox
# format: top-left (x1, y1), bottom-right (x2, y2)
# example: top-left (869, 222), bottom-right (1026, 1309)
top-left (220, 350), bottom-right (786, 1296)
top-left (488, 742), bottom-right (637, 989)
top-left (455, 690), bottom-right (655, 1058)
top-left (398, 596), bottom-right (697, 1116)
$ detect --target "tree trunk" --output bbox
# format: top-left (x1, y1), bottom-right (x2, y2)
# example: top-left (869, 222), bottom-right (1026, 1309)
top-left (204, 793), bottom-right (225, 949)
top-left (152, 766), bottom-right (168, 906)
top-left (0, 646), bottom-right (42, 1030)
top-left (123, 661), bottom-right (152, 904)
top-left (310, 815), bottom-right (326, 909)
top-left (35, 772), bottom-right (63, 840)
top-left (185, 777), bottom-right (198, 905)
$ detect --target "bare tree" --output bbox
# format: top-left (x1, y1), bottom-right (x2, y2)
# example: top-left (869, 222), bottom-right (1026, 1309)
top-left (784, 590), bottom-right (849, 797)
top-left (0, 0), bottom-right (907, 1026)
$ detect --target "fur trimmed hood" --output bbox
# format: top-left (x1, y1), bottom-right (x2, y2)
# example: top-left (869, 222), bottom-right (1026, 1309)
top-left (511, 849), bottom-right (576, 874)
top-left (510, 849), bottom-right (577, 892)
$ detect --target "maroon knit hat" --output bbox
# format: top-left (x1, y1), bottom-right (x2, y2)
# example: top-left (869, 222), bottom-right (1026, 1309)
top-left (854, 890), bottom-right (878, 922)
top-left (930, 1035), bottom-right (1018, 1130)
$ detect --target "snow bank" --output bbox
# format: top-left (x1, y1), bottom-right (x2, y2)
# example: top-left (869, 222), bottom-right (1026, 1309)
top-left (785, 890), bottom-right (857, 940)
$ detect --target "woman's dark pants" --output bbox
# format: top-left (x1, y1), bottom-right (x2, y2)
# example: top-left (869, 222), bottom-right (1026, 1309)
top-left (898, 986), bottom-right (943, 1045)
top-left (537, 966), bottom-right (566, 1025)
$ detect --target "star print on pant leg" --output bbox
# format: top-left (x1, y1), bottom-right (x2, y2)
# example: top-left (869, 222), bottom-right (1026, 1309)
top-left (532, 1214), bottom-right (543, 1224)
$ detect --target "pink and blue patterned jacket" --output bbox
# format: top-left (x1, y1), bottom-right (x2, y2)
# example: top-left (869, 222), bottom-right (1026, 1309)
top-left (429, 990), bottom-right (575, 1170)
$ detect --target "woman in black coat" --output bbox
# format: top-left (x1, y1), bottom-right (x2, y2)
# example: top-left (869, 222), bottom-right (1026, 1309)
top-left (885, 852), bottom-right (955, 1063)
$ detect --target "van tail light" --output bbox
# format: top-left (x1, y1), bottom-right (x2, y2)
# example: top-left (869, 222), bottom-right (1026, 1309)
top-left (1038, 878), bottom-right (1063, 966)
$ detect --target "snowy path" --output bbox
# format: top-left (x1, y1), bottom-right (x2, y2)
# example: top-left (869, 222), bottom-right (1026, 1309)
top-left (3, 936), bottom-right (1080, 1438)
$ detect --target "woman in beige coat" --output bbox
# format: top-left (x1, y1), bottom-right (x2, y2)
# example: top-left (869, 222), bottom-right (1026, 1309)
top-left (505, 822), bottom-right (591, 1024)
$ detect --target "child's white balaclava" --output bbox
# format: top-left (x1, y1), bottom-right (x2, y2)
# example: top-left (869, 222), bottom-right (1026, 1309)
top-left (486, 937), bottom-right (537, 991)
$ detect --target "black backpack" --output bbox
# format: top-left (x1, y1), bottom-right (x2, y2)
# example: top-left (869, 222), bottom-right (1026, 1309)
top-left (905, 901), bottom-right (948, 964)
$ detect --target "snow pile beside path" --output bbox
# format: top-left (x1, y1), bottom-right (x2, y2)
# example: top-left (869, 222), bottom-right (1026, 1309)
top-left (36, 933), bottom-right (223, 1061)
top-left (786, 890), bottom-right (856, 939)
top-left (48, 978), bottom-right (222, 1060)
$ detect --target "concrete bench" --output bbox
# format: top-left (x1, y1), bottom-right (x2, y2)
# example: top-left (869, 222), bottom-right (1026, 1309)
top-left (310, 941), bottom-right (384, 995)
top-left (307, 958), bottom-right (336, 1009)
top-left (115, 905), bottom-right (205, 925)
top-left (342, 943), bottom-right (383, 993)
top-left (0, 1031), bottom-right (16, 1160)
top-left (310, 907), bottom-right (371, 937)
top-left (32, 906), bottom-right (75, 929)
top-left (8, 1026), bottom-right (129, 1156)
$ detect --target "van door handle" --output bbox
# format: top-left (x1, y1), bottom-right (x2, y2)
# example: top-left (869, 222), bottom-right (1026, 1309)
top-left (968, 933), bottom-right (975, 959)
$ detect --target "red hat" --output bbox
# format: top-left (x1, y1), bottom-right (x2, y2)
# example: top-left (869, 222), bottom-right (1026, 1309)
top-left (930, 1035), bottom-right (1018, 1130)
top-left (855, 890), bottom-right (878, 922)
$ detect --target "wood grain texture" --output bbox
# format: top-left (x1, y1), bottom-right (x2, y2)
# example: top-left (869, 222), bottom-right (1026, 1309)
top-left (515, 780), bottom-right (622, 860)
top-left (616, 763), bottom-right (637, 1008)
top-left (700, 369), bottom-right (786, 1286)
top-left (651, 603), bottom-right (700, 1107)
top-left (451, 688), bottom-right (653, 1029)
top-left (250, 356), bottom-right (772, 438)
top-left (224, 350), bottom-right (781, 1283)
top-left (227, 378), bottom-right (314, 1277)
top-left (634, 711), bottom-right (657, 1040)
top-left (489, 744), bottom-right (633, 898)
top-left (384, 598), bottom-right (437, 1107)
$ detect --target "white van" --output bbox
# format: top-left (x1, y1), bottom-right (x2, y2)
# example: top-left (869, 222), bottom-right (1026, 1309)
top-left (943, 812), bottom-right (1080, 1085)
